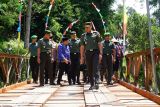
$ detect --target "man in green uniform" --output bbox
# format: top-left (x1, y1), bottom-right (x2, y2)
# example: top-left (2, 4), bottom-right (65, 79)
top-left (69, 31), bottom-right (81, 85)
top-left (44, 33), bottom-right (58, 85)
top-left (37, 30), bottom-right (54, 86)
top-left (80, 22), bottom-right (103, 90)
top-left (29, 35), bottom-right (39, 83)
top-left (102, 32), bottom-right (116, 85)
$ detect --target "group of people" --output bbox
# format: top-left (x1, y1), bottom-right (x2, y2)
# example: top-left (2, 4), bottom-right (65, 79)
top-left (28, 21), bottom-right (124, 90)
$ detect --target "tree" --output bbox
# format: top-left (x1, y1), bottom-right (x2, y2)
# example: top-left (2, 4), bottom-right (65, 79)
top-left (150, 0), bottom-right (160, 26)
top-left (127, 13), bottom-right (149, 51)
top-left (70, 0), bottom-right (115, 35)
top-left (0, 0), bottom-right (19, 39)
top-left (25, 0), bottom-right (33, 48)
top-left (127, 12), bottom-right (160, 52)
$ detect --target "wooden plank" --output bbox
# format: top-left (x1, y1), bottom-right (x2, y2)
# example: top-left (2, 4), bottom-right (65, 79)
top-left (45, 84), bottom-right (85, 107)
top-left (107, 83), bottom-right (160, 107)
top-left (45, 104), bottom-right (85, 107)
top-left (84, 84), bottom-right (99, 106)
top-left (4, 85), bottom-right (59, 106)
top-left (0, 80), bottom-right (32, 93)
top-left (99, 84), bottom-right (126, 107)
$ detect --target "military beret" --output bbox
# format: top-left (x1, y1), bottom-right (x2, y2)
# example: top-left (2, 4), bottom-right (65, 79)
top-left (104, 32), bottom-right (111, 36)
top-left (70, 31), bottom-right (76, 35)
top-left (62, 36), bottom-right (69, 41)
top-left (31, 35), bottom-right (37, 39)
top-left (45, 30), bottom-right (51, 34)
top-left (85, 22), bottom-right (92, 26)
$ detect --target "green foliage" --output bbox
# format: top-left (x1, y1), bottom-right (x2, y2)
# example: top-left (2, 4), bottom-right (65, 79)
top-left (152, 25), bottom-right (160, 47)
top-left (0, 39), bottom-right (27, 55)
top-left (127, 13), bottom-right (149, 51)
top-left (0, 0), bottom-right (19, 38)
top-left (127, 12), bottom-right (160, 52)
top-left (149, 0), bottom-right (160, 26)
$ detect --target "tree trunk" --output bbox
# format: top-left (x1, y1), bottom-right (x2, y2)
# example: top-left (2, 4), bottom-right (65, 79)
top-left (25, 0), bottom-right (33, 48)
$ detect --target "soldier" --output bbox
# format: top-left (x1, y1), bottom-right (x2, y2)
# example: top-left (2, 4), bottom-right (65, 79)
top-left (37, 30), bottom-right (54, 86)
top-left (69, 31), bottom-right (81, 85)
top-left (45, 33), bottom-right (58, 85)
top-left (57, 37), bottom-right (71, 85)
top-left (29, 35), bottom-right (39, 83)
top-left (80, 22), bottom-right (103, 90)
top-left (102, 32), bottom-right (116, 85)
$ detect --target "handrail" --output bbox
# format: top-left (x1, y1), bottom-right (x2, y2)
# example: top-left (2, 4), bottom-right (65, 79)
top-left (0, 53), bottom-right (30, 88)
top-left (121, 48), bottom-right (160, 94)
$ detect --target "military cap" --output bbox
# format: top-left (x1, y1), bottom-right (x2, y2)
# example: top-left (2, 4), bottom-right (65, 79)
top-left (70, 31), bottom-right (76, 35)
top-left (104, 32), bottom-right (111, 36)
top-left (62, 36), bottom-right (69, 42)
top-left (31, 35), bottom-right (37, 39)
top-left (45, 30), bottom-right (51, 34)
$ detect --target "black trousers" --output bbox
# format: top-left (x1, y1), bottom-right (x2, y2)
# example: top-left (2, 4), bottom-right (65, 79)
top-left (113, 57), bottom-right (120, 75)
top-left (86, 50), bottom-right (99, 86)
top-left (40, 53), bottom-right (53, 85)
top-left (102, 54), bottom-right (113, 83)
top-left (30, 56), bottom-right (39, 82)
top-left (57, 62), bottom-right (71, 84)
top-left (99, 63), bottom-right (107, 81)
top-left (45, 61), bottom-right (57, 83)
top-left (80, 64), bottom-right (88, 82)
top-left (70, 53), bottom-right (80, 83)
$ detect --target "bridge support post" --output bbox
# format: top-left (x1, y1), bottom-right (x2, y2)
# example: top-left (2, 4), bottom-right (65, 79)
top-left (146, 0), bottom-right (158, 94)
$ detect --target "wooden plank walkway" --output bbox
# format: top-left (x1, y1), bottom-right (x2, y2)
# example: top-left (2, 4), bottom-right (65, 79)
top-left (106, 83), bottom-right (160, 107)
top-left (0, 80), bottom-right (159, 107)
top-left (0, 84), bottom-right (59, 107)
top-left (44, 85), bottom-right (85, 107)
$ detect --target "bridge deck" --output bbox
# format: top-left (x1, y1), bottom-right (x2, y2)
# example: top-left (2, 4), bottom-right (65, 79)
top-left (0, 80), bottom-right (159, 107)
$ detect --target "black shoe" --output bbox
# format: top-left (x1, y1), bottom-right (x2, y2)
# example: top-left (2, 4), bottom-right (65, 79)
top-left (50, 83), bottom-right (56, 85)
top-left (57, 82), bottom-right (62, 85)
top-left (94, 84), bottom-right (99, 90)
top-left (73, 82), bottom-right (76, 85)
top-left (89, 86), bottom-right (94, 90)
top-left (39, 84), bottom-right (44, 87)
top-left (45, 81), bottom-right (48, 84)
top-left (34, 81), bottom-right (38, 84)
top-left (69, 82), bottom-right (72, 85)
top-left (107, 82), bottom-right (113, 85)
top-left (77, 82), bottom-right (81, 85)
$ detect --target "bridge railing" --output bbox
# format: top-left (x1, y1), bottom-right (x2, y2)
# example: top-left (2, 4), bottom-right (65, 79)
top-left (0, 53), bottom-right (30, 88)
top-left (121, 48), bottom-right (160, 94)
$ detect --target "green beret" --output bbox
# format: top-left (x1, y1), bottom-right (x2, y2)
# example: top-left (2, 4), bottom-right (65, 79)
top-left (104, 32), bottom-right (111, 36)
top-left (45, 30), bottom-right (51, 34)
top-left (31, 35), bottom-right (37, 39)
